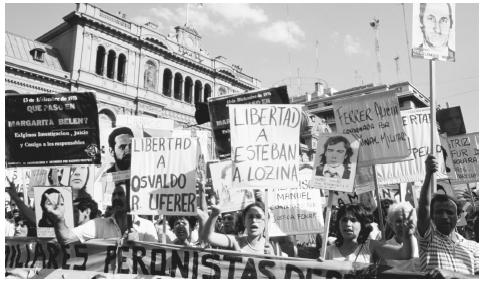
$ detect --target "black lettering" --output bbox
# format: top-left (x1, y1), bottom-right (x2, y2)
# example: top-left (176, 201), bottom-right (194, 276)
top-left (223, 255), bottom-right (243, 279)
top-left (201, 254), bottom-right (221, 279)
top-left (46, 242), bottom-right (59, 269)
top-left (117, 246), bottom-right (130, 274)
top-left (133, 246), bottom-right (148, 275)
top-left (326, 270), bottom-right (343, 278)
top-left (171, 250), bottom-right (190, 278)
top-left (150, 249), bottom-right (167, 276)
top-left (104, 245), bottom-right (117, 273)
top-left (191, 251), bottom-right (198, 279)
top-left (6, 245), bottom-right (11, 268)
top-left (284, 263), bottom-right (305, 279)
top-left (14, 244), bottom-right (23, 268)
top-left (306, 268), bottom-right (325, 278)
top-left (241, 258), bottom-right (257, 279)
top-left (31, 242), bottom-right (46, 268)
top-left (73, 244), bottom-right (88, 270)
top-left (258, 260), bottom-right (275, 279)
top-left (61, 244), bottom-right (70, 270)
top-left (24, 244), bottom-right (31, 268)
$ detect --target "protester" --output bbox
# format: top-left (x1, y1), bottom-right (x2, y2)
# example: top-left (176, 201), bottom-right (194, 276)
top-left (203, 201), bottom-right (275, 255)
top-left (46, 182), bottom-right (158, 244)
top-left (73, 196), bottom-right (99, 226)
top-left (382, 201), bottom-right (419, 271)
top-left (167, 215), bottom-right (200, 247)
top-left (69, 166), bottom-right (92, 199)
top-left (321, 203), bottom-right (416, 264)
top-left (221, 211), bottom-right (243, 235)
top-left (107, 127), bottom-right (134, 172)
top-left (5, 179), bottom-right (35, 225)
top-left (13, 216), bottom-right (30, 237)
top-left (417, 155), bottom-right (479, 278)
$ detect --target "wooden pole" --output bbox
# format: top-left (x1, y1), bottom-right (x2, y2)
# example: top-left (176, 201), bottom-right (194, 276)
top-left (264, 188), bottom-right (270, 254)
top-left (372, 164), bottom-right (385, 240)
top-left (466, 183), bottom-right (476, 209)
top-left (320, 190), bottom-right (334, 260)
top-left (429, 59), bottom-right (437, 193)
top-left (162, 215), bottom-right (167, 244)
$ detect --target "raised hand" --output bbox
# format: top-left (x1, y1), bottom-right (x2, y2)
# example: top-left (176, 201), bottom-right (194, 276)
top-left (402, 208), bottom-right (415, 237)
top-left (425, 154), bottom-right (438, 174)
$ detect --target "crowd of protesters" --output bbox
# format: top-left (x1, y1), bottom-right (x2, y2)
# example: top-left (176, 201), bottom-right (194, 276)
top-left (5, 126), bottom-right (479, 279)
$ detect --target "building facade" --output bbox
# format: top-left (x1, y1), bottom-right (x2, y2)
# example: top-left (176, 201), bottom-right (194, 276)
top-left (5, 3), bottom-right (261, 160)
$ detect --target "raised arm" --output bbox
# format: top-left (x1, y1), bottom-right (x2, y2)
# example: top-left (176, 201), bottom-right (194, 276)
top-left (202, 205), bottom-right (237, 250)
top-left (418, 154), bottom-right (437, 236)
top-left (43, 198), bottom-right (80, 245)
top-left (5, 180), bottom-right (35, 225)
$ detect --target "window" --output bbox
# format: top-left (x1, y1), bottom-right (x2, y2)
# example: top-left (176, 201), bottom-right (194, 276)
top-left (95, 46), bottom-right (106, 75)
top-left (174, 73), bottom-right (183, 100)
top-left (30, 48), bottom-right (46, 62)
top-left (184, 76), bottom-right (193, 103)
top-left (117, 54), bottom-right (126, 82)
top-left (204, 84), bottom-right (212, 102)
top-left (106, 50), bottom-right (116, 79)
top-left (163, 69), bottom-right (173, 96)
top-left (194, 80), bottom-right (203, 103)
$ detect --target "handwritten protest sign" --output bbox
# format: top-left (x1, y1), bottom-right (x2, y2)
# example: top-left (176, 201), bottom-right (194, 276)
top-left (209, 86), bottom-right (290, 159)
top-left (209, 160), bottom-right (255, 212)
top-left (129, 137), bottom-right (198, 215)
top-left (333, 90), bottom-right (410, 166)
top-left (447, 132), bottom-right (479, 184)
top-left (229, 104), bottom-right (302, 189)
top-left (268, 188), bottom-right (324, 236)
top-left (34, 186), bottom-right (74, 238)
top-left (311, 133), bottom-right (359, 192)
top-left (6, 92), bottom-right (101, 167)
top-left (439, 134), bottom-right (458, 179)
top-left (376, 108), bottom-right (449, 184)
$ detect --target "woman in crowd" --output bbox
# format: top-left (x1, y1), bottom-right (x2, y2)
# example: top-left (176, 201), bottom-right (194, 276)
top-left (322, 203), bottom-right (416, 263)
top-left (382, 201), bottom-right (420, 271)
top-left (203, 201), bottom-right (274, 255)
top-left (69, 166), bottom-right (91, 199)
top-left (168, 215), bottom-right (200, 247)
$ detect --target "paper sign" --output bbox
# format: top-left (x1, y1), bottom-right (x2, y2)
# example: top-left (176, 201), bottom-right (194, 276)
top-left (333, 90), bottom-right (410, 166)
top-left (34, 186), bottom-right (74, 238)
top-left (311, 134), bottom-right (360, 192)
top-left (117, 115), bottom-right (174, 138)
top-left (129, 137), bottom-right (198, 215)
top-left (447, 132), bottom-right (479, 183)
top-left (229, 104), bottom-right (302, 189)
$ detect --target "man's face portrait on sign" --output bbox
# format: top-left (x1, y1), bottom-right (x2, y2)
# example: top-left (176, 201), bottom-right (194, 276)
top-left (316, 136), bottom-right (354, 179)
top-left (420, 3), bottom-right (453, 49)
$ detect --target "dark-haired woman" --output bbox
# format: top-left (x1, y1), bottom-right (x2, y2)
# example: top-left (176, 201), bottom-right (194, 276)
top-left (322, 203), bottom-right (416, 263)
top-left (203, 201), bottom-right (274, 255)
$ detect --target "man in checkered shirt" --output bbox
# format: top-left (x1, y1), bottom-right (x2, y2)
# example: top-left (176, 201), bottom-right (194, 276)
top-left (417, 155), bottom-right (479, 278)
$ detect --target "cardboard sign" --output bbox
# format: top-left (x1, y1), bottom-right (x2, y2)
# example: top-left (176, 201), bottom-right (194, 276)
top-left (376, 108), bottom-right (449, 184)
top-left (447, 132), bottom-right (479, 183)
top-left (129, 137), bottom-right (198, 215)
top-left (209, 160), bottom-right (255, 213)
top-left (34, 186), bottom-right (74, 238)
top-left (311, 134), bottom-right (360, 192)
top-left (208, 86), bottom-right (289, 159)
top-left (229, 104), bottom-right (302, 189)
top-left (333, 90), bottom-right (410, 166)
top-left (436, 106), bottom-right (466, 136)
top-left (411, 3), bottom-right (456, 62)
top-left (6, 92), bottom-right (101, 167)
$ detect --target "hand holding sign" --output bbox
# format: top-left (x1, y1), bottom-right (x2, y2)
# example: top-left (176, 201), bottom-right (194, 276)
top-left (43, 194), bottom-right (66, 224)
top-left (425, 154), bottom-right (438, 175)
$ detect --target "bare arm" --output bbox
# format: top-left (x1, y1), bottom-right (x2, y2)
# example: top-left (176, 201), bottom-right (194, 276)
top-left (6, 180), bottom-right (35, 224)
top-left (54, 218), bottom-right (80, 245)
top-left (417, 155), bottom-right (437, 236)
top-left (203, 205), bottom-right (237, 249)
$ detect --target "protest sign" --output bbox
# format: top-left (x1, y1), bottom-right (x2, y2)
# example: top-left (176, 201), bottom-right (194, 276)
top-left (439, 134), bottom-right (458, 179)
top-left (333, 90), bottom-right (410, 166)
top-left (67, 165), bottom-right (95, 200)
top-left (117, 115), bottom-right (174, 138)
top-left (436, 106), bottom-right (466, 136)
top-left (34, 187), bottom-right (74, 238)
top-left (209, 86), bottom-right (290, 159)
top-left (6, 92), bottom-right (101, 167)
top-left (129, 137), bottom-right (199, 215)
top-left (229, 104), bottom-right (302, 189)
top-left (268, 188), bottom-right (324, 236)
top-left (311, 133), bottom-right (359, 192)
top-left (376, 108), bottom-right (448, 184)
top-left (447, 132), bottom-right (479, 184)
top-left (209, 160), bottom-right (255, 213)
top-left (411, 3), bottom-right (456, 62)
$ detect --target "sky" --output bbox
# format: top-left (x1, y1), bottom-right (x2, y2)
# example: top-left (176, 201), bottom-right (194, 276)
top-left (5, 2), bottom-right (479, 133)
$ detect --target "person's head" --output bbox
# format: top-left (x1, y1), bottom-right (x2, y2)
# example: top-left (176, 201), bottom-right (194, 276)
top-left (387, 201), bottom-right (416, 239)
top-left (419, 3), bottom-right (453, 49)
top-left (14, 216), bottom-right (29, 237)
top-left (335, 204), bottom-right (372, 247)
top-left (320, 136), bottom-right (353, 167)
top-left (74, 197), bottom-right (99, 226)
top-left (168, 215), bottom-right (198, 242)
top-left (108, 127), bottom-right (134, 170)
top-left (222, 212), bottom-right (241, 235)
top-left (242, 202), bottom-right (266, 238)
top-left (40, 188), bottom-right (64, 215)
top-left (111, 182), bottom-right (127, 214)
top-left (441, 108), bottom-right (464, 136)
top-left (70, 166), bottom-right (90, 190)
top-left (430, 193), bottom-right (462, 235)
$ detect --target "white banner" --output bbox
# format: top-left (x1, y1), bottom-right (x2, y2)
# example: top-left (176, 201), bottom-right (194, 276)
top-left (229, 104), bottom-right (302, 189)
top-left (447, 132), bottom-right (479, 183)
top-left (333, 90), bottom-right (410, 166)
top-left (129, 137), bottom-right (198, 215)
top-left (376, 108), bottom-right (449, 184)
top-left (311, 133), bottom-right (360, 192)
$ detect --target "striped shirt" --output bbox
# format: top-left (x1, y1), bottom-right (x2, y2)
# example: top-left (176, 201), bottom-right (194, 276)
top-left (417, 223), bottom-right (479, 275)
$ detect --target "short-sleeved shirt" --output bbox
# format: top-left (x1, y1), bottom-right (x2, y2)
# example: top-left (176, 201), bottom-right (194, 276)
top-left (73, 215), bottom-right (158, 243)
top-left (325, 241), bottom-right (371, 263)
top-left (417, 223), bottom-right (479, 275)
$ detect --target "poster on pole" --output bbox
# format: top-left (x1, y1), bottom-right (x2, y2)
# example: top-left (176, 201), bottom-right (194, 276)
top-left (447, 132), bottom-right (479, 184)
top-left (229, 104), bottom-right (302, 189)
top-left (311, 133), bottom-right (360, 193)
top-left (209, 86), bottom-right (290, 159)
top-left (6, 92), bottom-right (101, 167)
top-left (129, 136), bottom-right (198, 215)
top-left (411, 3), bottom-right (456, 62)
top-left (333, 90), bottom-right (410, 166)
top-left (376, 108), bottom-right (449, 184)
top-left (34, 186), bottom-right (74, 238)
top-left (209, 160), bottom-right (255, 213)
top-left (436, 106), bottom-right (466, 136)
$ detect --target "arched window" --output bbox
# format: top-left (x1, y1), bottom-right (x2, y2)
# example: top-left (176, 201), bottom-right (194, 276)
top-left (174, 73), bottom-right (183, 100)
top-left (144, 61), bottom-right (157, 90)
top-left (95, 46), bottom-right (106, 75)
top-left (184, 76), bottom-right (193, 103)
top-left (106, 50), bottom-right (116, 79)
top-left (204, 84), bottom-right (212, 102)
top-left (162, 69), bottom-right (173, 96)
top-left (194, 80), bottom-right (203, 103)
top-left (117, 54), bottom-right (126, 82)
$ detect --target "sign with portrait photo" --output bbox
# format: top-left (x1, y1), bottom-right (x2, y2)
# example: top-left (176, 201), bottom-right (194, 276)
top-left (34, 186), bottom-right (74, 238)
top-left (411, 3), bottom-right (456, 62)
top-left (311, 133), bottom-right (360, 193)
top-left (436, 106), bottom-right (466, 136)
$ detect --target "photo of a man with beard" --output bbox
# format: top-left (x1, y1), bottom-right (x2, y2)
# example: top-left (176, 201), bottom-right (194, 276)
top-left (106, 127), bottom-right (134, 173)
